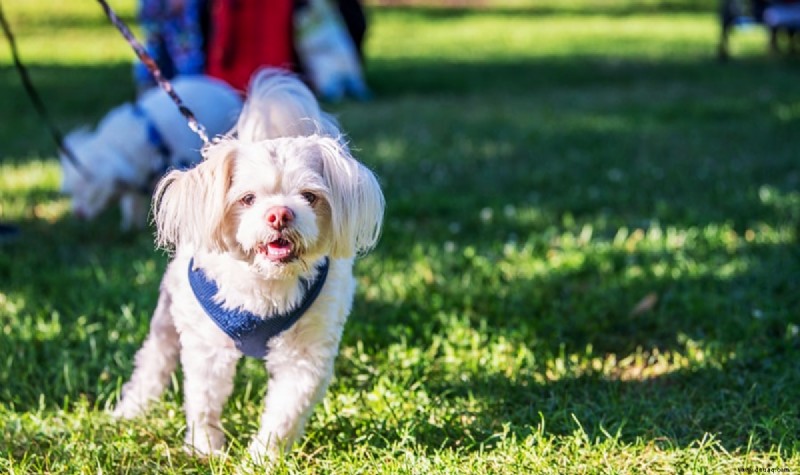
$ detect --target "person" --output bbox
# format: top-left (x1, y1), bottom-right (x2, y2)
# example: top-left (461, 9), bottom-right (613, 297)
top-left (134, 0), bottom-right (208, 93)
top-left (332, 0), bottom-right (367, 62)
top-left (205, 0), bottom-right (295, 92)
top-left (204, 0), bottom-right (369, 99)
top-left (292, 0), bottom-right (370, 101)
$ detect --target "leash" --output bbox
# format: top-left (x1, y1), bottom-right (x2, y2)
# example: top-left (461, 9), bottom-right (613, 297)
top-left (0, 0), bottom-right (212, 179)
top-left (0, 0), bottom-right (94, 180)
top-left (95, 0), bottom-right (211, 147)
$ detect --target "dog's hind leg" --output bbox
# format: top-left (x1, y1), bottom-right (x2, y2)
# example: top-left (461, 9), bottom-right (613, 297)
top-left (112, 287), bottom-right (180, 419)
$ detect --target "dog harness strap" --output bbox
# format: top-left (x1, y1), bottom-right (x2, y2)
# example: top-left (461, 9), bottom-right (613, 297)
top-left (188, 257), bottom-right (330, 359)
top-left (131, 103), bottom-right (172, 161)
top-left (131, 103), bottom-right (193, 195)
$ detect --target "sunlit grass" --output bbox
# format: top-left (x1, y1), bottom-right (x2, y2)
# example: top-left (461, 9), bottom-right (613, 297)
top-left (0, 0), bottom-right (137, 64)
top-left (368, 8), bottom-right (775, 61)
top-left (0, 160), bottom-right (59, 192)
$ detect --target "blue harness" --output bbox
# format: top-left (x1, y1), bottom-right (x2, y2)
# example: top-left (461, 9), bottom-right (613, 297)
top-left (131, 103), bottom-right (194, 194)
top-left (188, 258), bottom-right (330, 359)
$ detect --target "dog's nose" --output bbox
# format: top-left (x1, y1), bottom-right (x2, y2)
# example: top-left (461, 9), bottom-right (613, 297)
top-left (266, 206), bottom-right (294, 230)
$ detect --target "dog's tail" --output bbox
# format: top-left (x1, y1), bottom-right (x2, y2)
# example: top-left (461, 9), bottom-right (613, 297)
top-left (235, 68), bottom-right (339, 142)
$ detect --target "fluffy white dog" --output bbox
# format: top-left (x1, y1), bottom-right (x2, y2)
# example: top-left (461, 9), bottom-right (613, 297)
top-left (112, 69), bottom-right (385, 463)
top-left (60, 75), bottom-right (243, 230)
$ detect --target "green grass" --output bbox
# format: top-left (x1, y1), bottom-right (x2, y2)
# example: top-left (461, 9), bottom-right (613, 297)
top-left (2, 0), bottom-right (799, 473)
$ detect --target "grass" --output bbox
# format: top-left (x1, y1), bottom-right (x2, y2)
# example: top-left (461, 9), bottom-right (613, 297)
top-left (1, 0), bottom-right (799, 473)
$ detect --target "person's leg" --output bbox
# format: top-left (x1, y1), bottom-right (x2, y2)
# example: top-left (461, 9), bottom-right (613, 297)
top-left (336, 0), bottom-right (367, 62)
top-left (133, 0), bottom-right (167, 91)
top-left (163, 0), bottom-right (206, 76)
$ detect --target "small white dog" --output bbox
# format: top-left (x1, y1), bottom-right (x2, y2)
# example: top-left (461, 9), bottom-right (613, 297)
top-left (60, 75), bottom-right (243, 230)
top-left (112, 69), bottom-right (385, 463)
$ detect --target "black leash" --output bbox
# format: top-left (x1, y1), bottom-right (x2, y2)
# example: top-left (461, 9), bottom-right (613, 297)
top-left (95, 0), bottom-right (211, 146)
top-left (0, 0), bottom-right (212, 185)
top-left (0, 0), bottom-right (93, 180)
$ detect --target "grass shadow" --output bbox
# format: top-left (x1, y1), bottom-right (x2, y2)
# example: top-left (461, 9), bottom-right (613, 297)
top-left (0, 63), bottom-right (137, 162)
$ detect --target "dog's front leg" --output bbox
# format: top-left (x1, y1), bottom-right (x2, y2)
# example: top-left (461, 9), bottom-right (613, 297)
top-left (248, 354), bottom-right (335, 463)
top-left (113, 289), bottom-right (179, 419)
top-left (180, 337), bottom-right (240, 456)
top-left (119, 191), bottom-right (149, 231)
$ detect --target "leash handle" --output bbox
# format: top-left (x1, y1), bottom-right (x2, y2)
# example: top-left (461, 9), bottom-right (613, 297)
top-left (95, 0), bottom-right (211, 146)
top-left (0, 0), bottom-right (93, 179)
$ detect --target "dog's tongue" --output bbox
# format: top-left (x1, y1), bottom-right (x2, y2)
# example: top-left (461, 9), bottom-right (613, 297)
top-left (266, 239), bottom-right (292, 260)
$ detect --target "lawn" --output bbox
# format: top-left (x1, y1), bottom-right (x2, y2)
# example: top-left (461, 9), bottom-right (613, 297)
top-left (1, 0), bottom-right (799, 473)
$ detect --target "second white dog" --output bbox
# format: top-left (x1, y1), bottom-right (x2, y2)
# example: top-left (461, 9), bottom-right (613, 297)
top-left (112, 69), bottom-right (385, 463)
top-left (61, 75), bottom-right (243, 230)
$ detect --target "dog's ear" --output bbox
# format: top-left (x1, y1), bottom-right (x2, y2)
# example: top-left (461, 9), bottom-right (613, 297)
top-left (316, 137), bottom-right (385, 258)
top-left (153, 140), bottom-right (237, 252)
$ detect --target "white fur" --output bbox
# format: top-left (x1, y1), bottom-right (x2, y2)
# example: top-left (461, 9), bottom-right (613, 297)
top-left (113, 69), bottom-right (385, 464)
top-left (61, 75), bottom-right (243, 230)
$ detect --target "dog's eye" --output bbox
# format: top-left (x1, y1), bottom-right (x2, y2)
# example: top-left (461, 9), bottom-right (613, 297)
top-left (240, 193), bottom-right (256, 207)
top-left (301, 192), bottom-right (317, 205)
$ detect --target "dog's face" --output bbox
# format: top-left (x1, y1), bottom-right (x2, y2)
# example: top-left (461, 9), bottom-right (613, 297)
top-left (229, 139), bottom-right (335, 274)
top-left (155, 136), bottom-right (384, 277)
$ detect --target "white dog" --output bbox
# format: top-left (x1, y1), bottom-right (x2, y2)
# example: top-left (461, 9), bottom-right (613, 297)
top-left (60, 75), bottom-right (243, 230)
top-left (112, 69), bottom-right (385, 464)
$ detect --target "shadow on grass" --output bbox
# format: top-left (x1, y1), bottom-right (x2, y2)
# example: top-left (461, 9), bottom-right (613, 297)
top-left (4, 55), bottom-right (800, 159)
top-left (328, 239), bottom-right (798, 454)
top-left (352, 240), bottom-right (798, 349)
top-left (311, 362), bottom-right (798, 455)
top-left (0, 63), bottom-right (136, 162)
top-left (0, 210), bottom-right (163, 409)
top-left (399, 362), bottom-right (798, 453)
top-left (365, 54), bottom-right (800, 98)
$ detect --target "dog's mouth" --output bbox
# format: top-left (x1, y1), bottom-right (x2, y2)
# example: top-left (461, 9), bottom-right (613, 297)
top-left (257, 237), bottom-right (297, 263)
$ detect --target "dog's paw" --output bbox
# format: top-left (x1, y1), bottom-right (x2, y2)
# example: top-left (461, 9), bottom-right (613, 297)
top-left (110, 399), bottom-right (145, 420)
top-left (184, 429), bottom-right (226, 458)
top-left (235, 451), bottom-right (280, 475)
top-left (247, 438), bottom-right (281, 466)
top-left (182, 442), bottom-right (228, 459)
